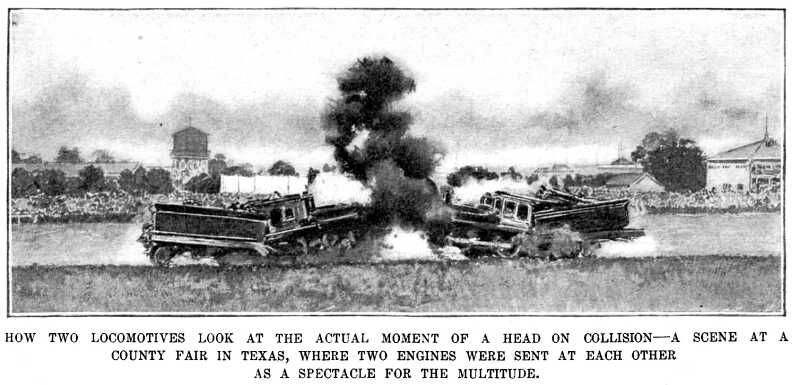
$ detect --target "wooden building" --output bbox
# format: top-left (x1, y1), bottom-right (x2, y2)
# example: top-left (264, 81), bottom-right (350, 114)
top-left (706, 129), bottom-right (781, 192)
top-left (605, 172), bottom-right (665, 192)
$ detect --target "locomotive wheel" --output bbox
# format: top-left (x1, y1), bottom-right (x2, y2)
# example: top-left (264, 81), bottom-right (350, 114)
top-left (309, 237), bottom-right (324, 250)
top-left (493, 235), bottom-right (522, 258)
top-left (495, 244), bottom-right (522, 258)
top-left (151, 246), bottom-right (175, 266)
top-left (322, 233), bottom-right (339, 248)
top-left (338, 231), bottom-right (356, 250)
top-left (295, 237), bottom-right (309, 255)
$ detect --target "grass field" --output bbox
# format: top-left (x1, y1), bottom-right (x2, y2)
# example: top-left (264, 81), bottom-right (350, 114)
top-left (11, 255), bottom-right (781, 313)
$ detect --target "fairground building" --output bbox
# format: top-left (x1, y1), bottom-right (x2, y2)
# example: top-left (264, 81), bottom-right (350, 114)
top-left (706, 128), bottom-right (781, 193)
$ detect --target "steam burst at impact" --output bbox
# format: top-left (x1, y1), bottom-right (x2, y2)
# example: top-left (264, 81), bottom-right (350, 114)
top-left (308, 171), bottom-right (372, 207)
top-left (452, 177), bottom-right (535, 204)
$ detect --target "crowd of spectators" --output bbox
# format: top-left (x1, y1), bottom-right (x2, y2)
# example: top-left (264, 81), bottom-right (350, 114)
top-left (10, 191), bottom-right (144, 224)
top-left (11, 186), bottom-right (782, 225)
top-left (11, 190), bottom-right (284, 225)
top-left (570, 187), bottom-right (782, 214)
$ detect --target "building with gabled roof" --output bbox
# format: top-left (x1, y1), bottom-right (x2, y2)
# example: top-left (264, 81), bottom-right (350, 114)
top-left (706, 125), bottom-right (781, 192)
top-left (605, 172), bottom-right (665, 192)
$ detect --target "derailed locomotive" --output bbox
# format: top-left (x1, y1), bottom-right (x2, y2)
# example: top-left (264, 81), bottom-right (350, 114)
top-left (138, 193), bottom-right (364, 266)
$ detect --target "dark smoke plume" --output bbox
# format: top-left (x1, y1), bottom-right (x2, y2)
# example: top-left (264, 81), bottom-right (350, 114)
top-left (324, 56), bottom-right (445, 226)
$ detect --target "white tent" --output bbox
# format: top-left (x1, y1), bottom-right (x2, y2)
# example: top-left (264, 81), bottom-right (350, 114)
top-left (220, 175), bottom-right (306, 194)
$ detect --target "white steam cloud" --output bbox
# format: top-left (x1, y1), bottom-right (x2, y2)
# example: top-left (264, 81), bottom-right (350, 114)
top-left (594, 236), bottom-right (658, 258)
top-left (451, 177), bottom-right (534, 204)
top-left (378, 226), bottom-right (437, 261)
top-left (309, 172), bottom-right (372, 207)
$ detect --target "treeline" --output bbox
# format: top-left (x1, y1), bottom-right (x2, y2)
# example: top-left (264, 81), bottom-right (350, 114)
top-left (13, 147), bottom-right (123, 164)
top-left (11, 165), bottom-right (173, 198)
top-left (446, 130), bottom-right (707, 193)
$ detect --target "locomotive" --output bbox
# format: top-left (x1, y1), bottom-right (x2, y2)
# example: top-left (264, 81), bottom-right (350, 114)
top-left (138, 193), bottom-right (364, 266)
top-left (442, 188), bottom-right (645, 258)
top-left (139, 185), bottom-right (644, 265)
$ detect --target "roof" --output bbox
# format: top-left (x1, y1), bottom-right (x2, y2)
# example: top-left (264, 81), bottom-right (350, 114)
top-left (610, 157), bottom-right (635, 166)
top-left (12, 162), bottom-right (141, 178)
top-left (605, 172), bottom-right (663, 188)
top-left (533, 164), bottom-right (574, 174)
top-left (709, 138), bottom-right (781, 161)
top-left (172, 126), bottom-right (208, 137)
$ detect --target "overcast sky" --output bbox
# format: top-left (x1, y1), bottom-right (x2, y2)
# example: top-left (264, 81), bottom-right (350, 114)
top-left (10, 9), bottom-right (784, 172)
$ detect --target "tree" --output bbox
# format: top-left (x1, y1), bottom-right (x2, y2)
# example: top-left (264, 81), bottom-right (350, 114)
top-left (78, 165), bottom-right (105, 192)
top-left (321, 163), bottom-right (336, 172)
top-left (631, 131), bottom-right (679, 162)
top-left (268, 160), bottom-right (298, 176)
top-left (24, 154), bottom-right (43, 164)
top-left (34, 169), bottom-right (67, 196)
top-left (549, 175), bottom-right (559, 188)
top-left (208, 154), bottom-right (228, 176)
top-left (526, 174), bottom-right (539, 185)
top-left (11, 168), bottom-right (37, 197)
top-left (91, 149), bottom-right (115, 163)
top-left (12, 150), bottom-right (42, 164)
top-left (221, 165), bottom-right (254, 177)
top-left (11, 150), bottom-right (23, 163)
top-left (632, 131), bottom-right (706, 192)
top-left (55, 146), bottom-right (84, 163)
top-left (145, 167), bottom-right (174, 194)
top-left (133, 167), bottom-right (148, 192)
top-left (118, 169), bottom-right (137, 194)
top-left (446, 165), bottom-right (499, 187)
top-left (185, 173), bottom-right (220, 194)
top-left (501, 166), bottom-right (523, 181)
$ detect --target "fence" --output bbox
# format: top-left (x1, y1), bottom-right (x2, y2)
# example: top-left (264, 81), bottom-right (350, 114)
top-left (219, 175), bottom-right (306, 195)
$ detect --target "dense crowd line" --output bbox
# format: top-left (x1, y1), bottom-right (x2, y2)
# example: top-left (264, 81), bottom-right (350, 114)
top-left (571, 187), bottom-right (782, 214)
top-left (10, 191), bottom-right (282, 224)
top-left (10, 192), bottom-right (143, 224)
top-left (11, 187), bottom-right (783, 225)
